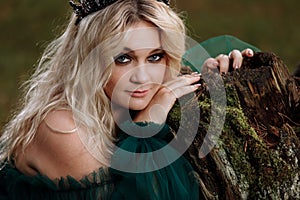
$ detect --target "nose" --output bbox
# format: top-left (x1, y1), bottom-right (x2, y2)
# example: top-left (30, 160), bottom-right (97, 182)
top-left (130, 65), bottom-right (151, 84)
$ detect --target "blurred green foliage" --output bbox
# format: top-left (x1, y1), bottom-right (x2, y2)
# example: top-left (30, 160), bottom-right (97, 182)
top-left (0, 0), bottom-right (299, 128)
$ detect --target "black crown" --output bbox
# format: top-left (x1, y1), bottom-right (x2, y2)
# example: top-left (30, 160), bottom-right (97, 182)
top-left (70, 0), bottom-right (170, 25)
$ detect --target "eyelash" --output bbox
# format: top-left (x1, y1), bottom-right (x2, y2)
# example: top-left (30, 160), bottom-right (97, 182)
top-left (115, 55), bottom-right (131, 65)
top-left (114, 52), bottom-right (166, 65)
top-left (148, 53), bottom-right (165, 62)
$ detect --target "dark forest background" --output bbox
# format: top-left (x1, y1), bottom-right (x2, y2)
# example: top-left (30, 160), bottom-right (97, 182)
top-left (1, 0), bottom-right (299, 128)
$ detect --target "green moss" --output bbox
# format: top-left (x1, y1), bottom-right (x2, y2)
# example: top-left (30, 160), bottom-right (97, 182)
top-left (221, 83), bottom-right (299, 198)
top-left (168, 82), bottom-right (299, 199)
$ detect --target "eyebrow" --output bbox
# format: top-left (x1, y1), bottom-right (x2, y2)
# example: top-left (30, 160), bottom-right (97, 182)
top-left (121, 47), bottom-right (164, 55)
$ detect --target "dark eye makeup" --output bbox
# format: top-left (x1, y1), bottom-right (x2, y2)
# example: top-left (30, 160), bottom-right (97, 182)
top-left (114, 54), bottom-right (132, 65)
top-left (147, 52), bottom-right (165, 62)
top-left (114, 50), bottom-right (166, 65)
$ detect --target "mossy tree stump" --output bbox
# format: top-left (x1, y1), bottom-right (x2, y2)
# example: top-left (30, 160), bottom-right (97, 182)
top-left (168, 52), bottom-right (300, 199)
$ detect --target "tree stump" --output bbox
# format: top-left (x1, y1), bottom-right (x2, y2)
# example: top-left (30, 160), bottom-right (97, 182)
top-left (168, 52), bottom-right (300, 199)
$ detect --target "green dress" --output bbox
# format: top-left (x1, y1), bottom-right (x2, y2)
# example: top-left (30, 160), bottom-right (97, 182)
top-left (0, 122), bottom-right (198, 200)
top-left (0, 164), bottom-right (114, 200)
top-left (0, 35), bottom-right (259, 200)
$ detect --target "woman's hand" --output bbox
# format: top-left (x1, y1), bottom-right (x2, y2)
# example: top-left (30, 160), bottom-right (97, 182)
top-left (203, 48), bottom-right (254, 73)
top-left (133, 73), bottom-right (201, 124)
top-left (134, 48), bottom-right (254, 124)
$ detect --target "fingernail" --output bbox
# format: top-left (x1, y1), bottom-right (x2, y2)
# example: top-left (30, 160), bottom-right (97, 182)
top-left (248, 50), bottom-right (254, 56)
top-left (194, 84), bottom-right (201, 87)
top-left (213, 61), bottom-right (219, 67)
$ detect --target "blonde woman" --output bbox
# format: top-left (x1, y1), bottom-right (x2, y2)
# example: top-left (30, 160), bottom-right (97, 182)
top-left (0, 0), bottom-right (255, 199)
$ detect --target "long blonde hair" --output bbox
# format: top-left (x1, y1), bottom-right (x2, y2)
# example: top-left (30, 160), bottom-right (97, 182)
top-left (0, 0), bottom-right (186, 168)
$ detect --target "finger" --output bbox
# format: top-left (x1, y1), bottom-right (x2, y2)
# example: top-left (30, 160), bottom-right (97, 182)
top-left (163, 73), bottom-right (200, 91)
top-left (216, 54), bottom-right (229, 73)
top-left (241, 48), bottom-right (254, 57)
top-left (164, 75), bottom-right (200, 92)
top-left (172, 84), bottom-right (201, 99)
top-left (202, 58), bottom-right (219, 73)
top-left (229, 49), bottom-right (243, 69)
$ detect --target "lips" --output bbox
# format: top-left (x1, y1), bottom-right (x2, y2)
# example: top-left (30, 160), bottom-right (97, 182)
top-left (127, 89), bottom-right (150, 98)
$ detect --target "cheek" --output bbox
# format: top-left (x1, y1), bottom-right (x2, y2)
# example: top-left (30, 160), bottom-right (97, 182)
top-left (104, 80), bottom-right (114, 100)
top-left (153, 66), bottom-right (168, 84)
top-left (157, 72), bottom-right (166, 83)
top-left (104, 72), bottom-right (119, 99)
top-left (104, 69), bottom-right (129, 99)
top-left (163, 67), bottom-right (173, 82)
top-left (147, 63), bottom-right (167, 81)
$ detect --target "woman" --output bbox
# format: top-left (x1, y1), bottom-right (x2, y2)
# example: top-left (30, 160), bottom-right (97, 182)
top-left (0, 0), bottom-right (254, 199)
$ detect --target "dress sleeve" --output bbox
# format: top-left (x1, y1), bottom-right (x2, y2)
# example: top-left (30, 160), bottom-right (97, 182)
top-left (0, 164), bottom-right (114, 200)
top-left (110, 121), bottom-right (199, 200)
top-left (182, 34), bottom-right (261, 72)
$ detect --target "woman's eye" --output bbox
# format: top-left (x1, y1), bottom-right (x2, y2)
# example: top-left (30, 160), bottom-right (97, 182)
top-left (115, 54), bottom-right (131, 65)
top-left (148, 53), bottom-right (165, 62)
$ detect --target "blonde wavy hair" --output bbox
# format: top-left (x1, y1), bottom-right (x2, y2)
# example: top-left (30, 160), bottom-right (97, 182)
top-left (0, 0), bottom-right (186, 168)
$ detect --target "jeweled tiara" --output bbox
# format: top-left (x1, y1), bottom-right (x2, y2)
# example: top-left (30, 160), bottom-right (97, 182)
top-left (70, 0), bottom-right (170, 25)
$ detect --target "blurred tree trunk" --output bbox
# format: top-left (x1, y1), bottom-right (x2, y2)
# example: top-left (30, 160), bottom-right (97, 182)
top-left (168, 52), bottom-right (300, 199)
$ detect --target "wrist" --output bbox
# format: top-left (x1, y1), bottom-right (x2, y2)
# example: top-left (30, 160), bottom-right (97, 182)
top-left (133, 104), bottom-right (168, 124)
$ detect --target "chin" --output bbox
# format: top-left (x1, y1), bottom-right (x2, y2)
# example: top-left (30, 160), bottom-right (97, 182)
top-left (128, 103), bottom-right (148, 111)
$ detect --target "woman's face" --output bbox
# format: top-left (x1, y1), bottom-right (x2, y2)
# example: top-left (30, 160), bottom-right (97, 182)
top-left (104, 21), bottom-right (167, 111)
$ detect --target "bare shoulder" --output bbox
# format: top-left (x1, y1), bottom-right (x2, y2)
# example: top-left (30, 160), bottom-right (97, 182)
top-left (15, 110), bottom-right (105, 180)
top-left (43, 109), bottom-right (77, 134)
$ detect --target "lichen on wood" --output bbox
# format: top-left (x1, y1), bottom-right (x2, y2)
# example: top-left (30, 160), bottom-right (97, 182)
top-left (167, 52), bottom-right (300, 199)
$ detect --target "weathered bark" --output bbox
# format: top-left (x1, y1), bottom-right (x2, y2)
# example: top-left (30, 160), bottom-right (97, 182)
top-left (168, 52), bottom-right (300, 199)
